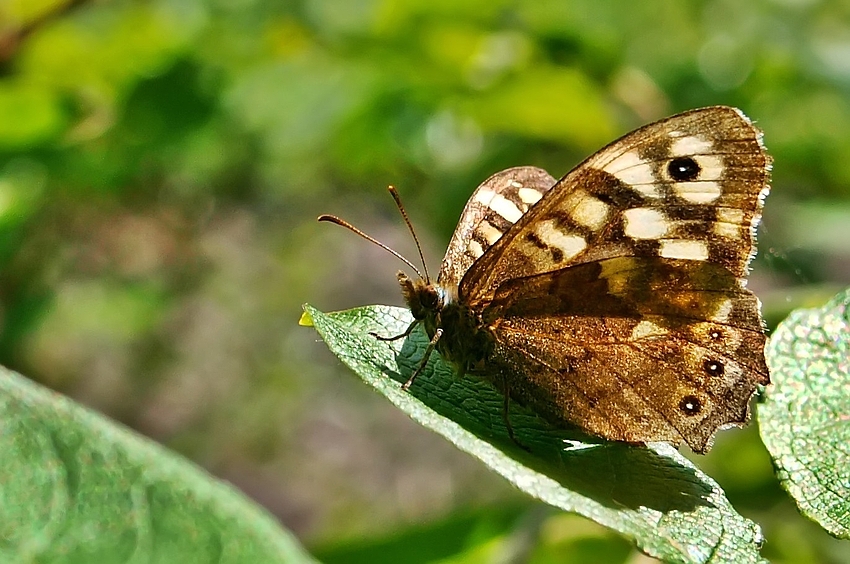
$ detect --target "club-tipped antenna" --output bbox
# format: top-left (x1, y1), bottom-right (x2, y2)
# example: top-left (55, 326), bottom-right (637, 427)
top-left (387, 186), bottom-right (431, 283)
top-left (318, 214), bottom-right (424, 280)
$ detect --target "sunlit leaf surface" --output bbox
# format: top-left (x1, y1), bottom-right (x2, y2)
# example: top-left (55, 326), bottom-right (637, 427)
top-left (760, 288), bottom-right (850, 539)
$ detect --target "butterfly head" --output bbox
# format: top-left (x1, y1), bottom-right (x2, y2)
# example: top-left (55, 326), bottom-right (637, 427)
top-left (321, 186), bottom-right (451, 324)
top-left (398, 271), bottom-right (449, 321)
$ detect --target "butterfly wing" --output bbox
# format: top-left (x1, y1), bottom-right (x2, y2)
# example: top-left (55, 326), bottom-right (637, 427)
top-left (484, 258), bottom-right (768, 453)
top-left (461, 106), bottom-right (770, 453)
top-left (460, 106), bottom-right (769, 299)
top-left (438, 166), bottom-right (557, 289)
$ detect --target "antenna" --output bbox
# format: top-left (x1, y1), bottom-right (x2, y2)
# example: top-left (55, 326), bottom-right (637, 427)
top-left (387, 186), bottom-right (431, 283)
top-left (318, 186), bottom-right (431, 282)
top-left (318, 214), bottom-right (424, 280)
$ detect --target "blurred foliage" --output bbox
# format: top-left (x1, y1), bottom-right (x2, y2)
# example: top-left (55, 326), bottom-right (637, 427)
top-left (0, 365), bottom-right (318, 563)
top-left (1, 0), bottom-right (850, 562)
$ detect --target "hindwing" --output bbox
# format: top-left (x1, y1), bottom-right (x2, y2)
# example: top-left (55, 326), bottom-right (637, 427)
top-left (483, 257), bottom-right (768, 453)
top-left (439, 166), bottom-right (557, 289)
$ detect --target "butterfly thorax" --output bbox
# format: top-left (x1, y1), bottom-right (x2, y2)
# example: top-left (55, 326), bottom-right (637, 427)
top-left (398, 271), bottom-right (492, 375)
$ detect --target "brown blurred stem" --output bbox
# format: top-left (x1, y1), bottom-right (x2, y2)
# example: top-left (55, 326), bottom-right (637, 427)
top-left (0, 0), bottom-right (91, 70)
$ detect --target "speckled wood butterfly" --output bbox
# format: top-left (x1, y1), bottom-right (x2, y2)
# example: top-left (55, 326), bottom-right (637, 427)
top-left (322, 106), bottom-right (770, 454)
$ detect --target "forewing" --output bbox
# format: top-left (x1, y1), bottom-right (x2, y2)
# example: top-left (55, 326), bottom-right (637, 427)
top-left (437, 166), bottom-right (557, 289)
top-left (460, 106), bottom-right (770, 301)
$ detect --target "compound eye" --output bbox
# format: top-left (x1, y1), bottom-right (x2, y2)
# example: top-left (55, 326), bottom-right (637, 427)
top-left (421, 286), bottom-right (440, 310)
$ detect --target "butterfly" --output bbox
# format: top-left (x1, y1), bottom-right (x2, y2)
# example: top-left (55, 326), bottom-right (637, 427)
top-left (322, 106), bottom-right (771, 454)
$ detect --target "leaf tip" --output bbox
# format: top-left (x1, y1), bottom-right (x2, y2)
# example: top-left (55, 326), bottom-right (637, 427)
top-left (299, 306), bottom-right (315, 327)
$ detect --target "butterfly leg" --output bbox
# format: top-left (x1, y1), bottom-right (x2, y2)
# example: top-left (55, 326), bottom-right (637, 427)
top-left (402, 328), bottom-right (443, 390)
top-left (370, 320), bottom-right (418, 342)
top-left (499, 375), bottom-right (531, 452)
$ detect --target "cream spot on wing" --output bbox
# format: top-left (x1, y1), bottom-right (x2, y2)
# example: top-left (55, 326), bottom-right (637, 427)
top-left (478, 220), bottom-right (503, 245)
top-left (567, 191), bottom-right (610, 230)
top-left (606, 276), bottom-right (628, 295)
top-left (510, 180), bottom-right (522, 188)
top-left (674, 180), bottom-right (722, 204)
top-left (623, 208), bottom-right (668, 239)
top-left (518, 187), bottom-right (543, 205)
top-left (694, 154), bottom-right (724, 181)
top-left (602, 150), bottom-right (661, 198)
top-left (671, 135), bottom-right (713, 156)
top-left (599, 259), bottom-right (634, 296)
top-left (599, 257), bottom-right (638, 278)
top-left (536, 220), bottom-right (586, 260)
top-left (631, 320), bottom-right (668, 340)
top-left (718, 208), bottom-right (745, 225)
top-left (720, 327), bottom-right (742, 349)
top-left (604, 150), bottom-right (646, 177)
top-left (659, 239), bottom-right (709, 260)
top-left (714, 208), bottom-right (746, 239)
top-left (714, 221), bottom-right (739, 239)
top-left (467, 239), bottom-right (484, 258)
top-left (714, 298), bottom-right (734, 322)
top-left (684, 347), bottom-right (703, 371)
top-left (631, 183), bottom-right (661, 199)
top-left (719, 358), bottom-right (743, 387)
top-left (473, 188), bottom-right (523, 223)
top-left (599, 257), bottom-right (637, 295)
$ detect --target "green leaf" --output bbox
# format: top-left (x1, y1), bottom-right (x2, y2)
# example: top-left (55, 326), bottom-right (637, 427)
top-left (0, 82), bottom-right (65, 149)
top-left (305, 304), bottom-right (766, 564)
top-left (0, 366), bottom-right (317, 564)
top-left (759, 287), bottom-right (850, 538)
top-left (313, 504), bottom-right (528, 564)
top-left (464, 66), bottom-right (615, 149)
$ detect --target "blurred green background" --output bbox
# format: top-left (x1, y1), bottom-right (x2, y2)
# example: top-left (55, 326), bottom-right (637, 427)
top-left (1, 0), bottom-right (849, 562)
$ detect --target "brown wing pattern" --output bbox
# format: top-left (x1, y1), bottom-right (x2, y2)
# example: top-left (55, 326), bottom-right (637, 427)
top-left (457, 107), bottom-right (770, 452)
top-left (482, 257), bottom-right (769, 453)
top-left (438, 166), bottom-right (557, 289)
top-left (461, 106), bottom-right (769, 301)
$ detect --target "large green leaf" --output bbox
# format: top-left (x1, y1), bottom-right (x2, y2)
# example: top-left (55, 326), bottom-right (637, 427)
top-left (760, 287), bottom-right (850, 538)
top-left (304, 304), bottom-right (765, 564)
top-left (0, 366), bottom-right (316, 564)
